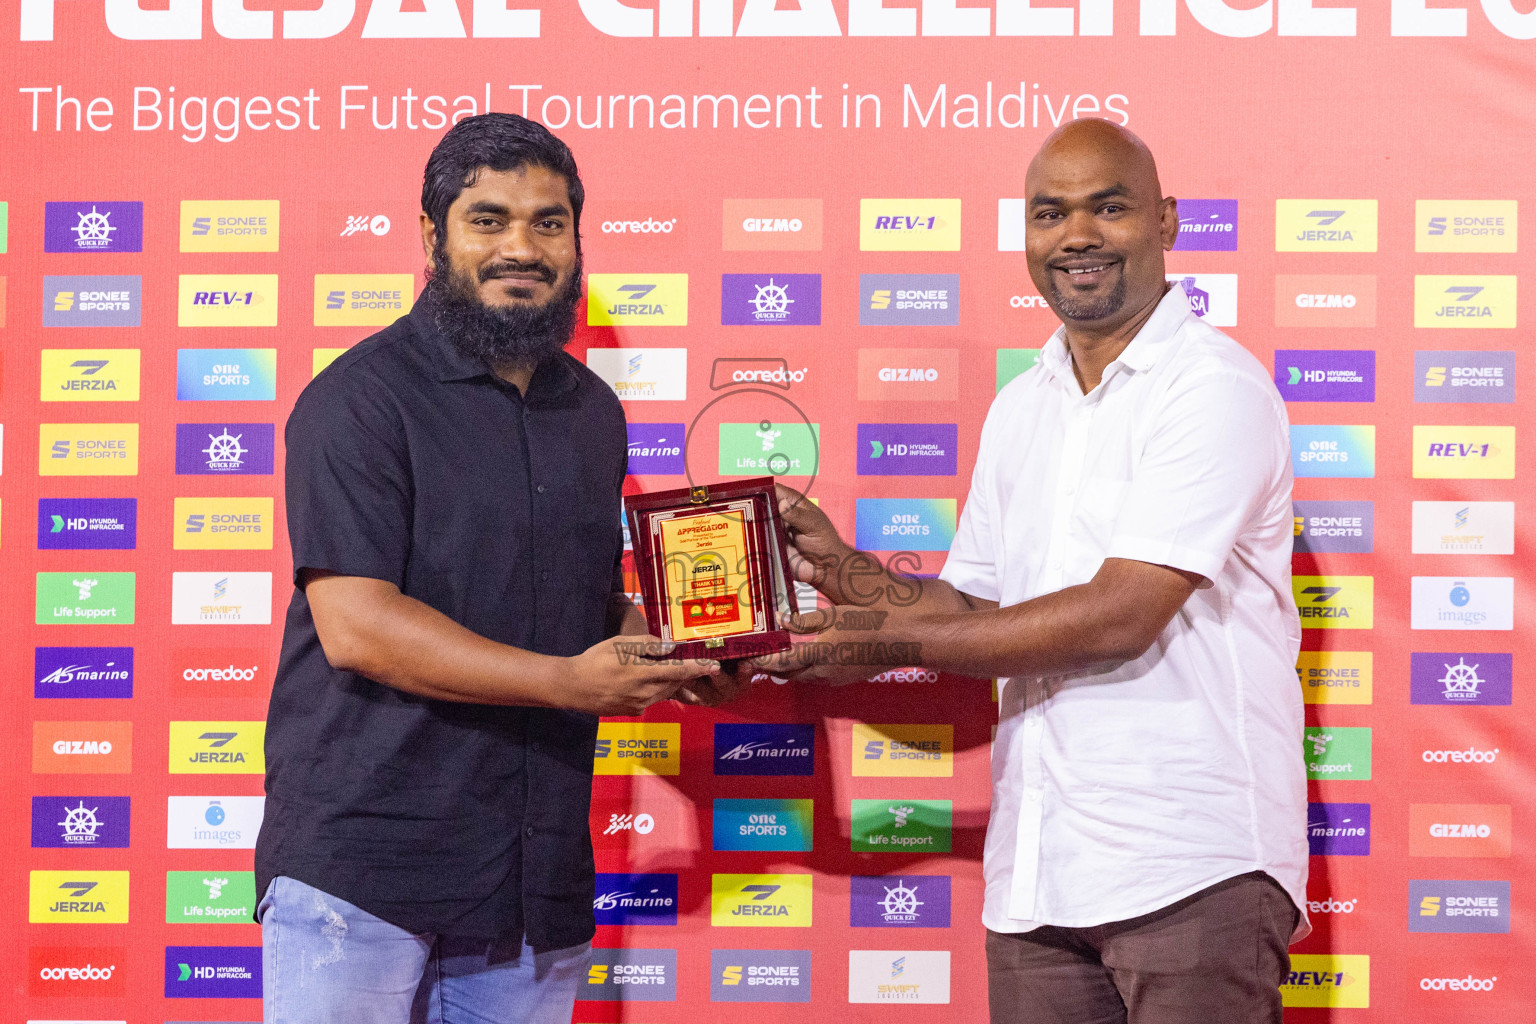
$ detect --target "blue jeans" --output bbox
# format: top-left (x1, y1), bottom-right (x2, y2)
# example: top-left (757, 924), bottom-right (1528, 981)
top-left (259, 876), bottom-right (591, 1024)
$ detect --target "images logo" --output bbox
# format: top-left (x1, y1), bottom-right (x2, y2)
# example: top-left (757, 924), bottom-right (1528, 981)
top-left (28, 944), bottom-right (127, 996)
top-left (1275, 350), bottom-right (1375, 403)
top-left (313, 273), bottom-right (414, 326)
top-left (626, 423), bottom-right (685, 475)
top-left (164, 945), bottom-right (262, 998)
top-left (996, 349), bottom-right (1041, 392)
top-left (718, 421), bottom-right (818, 477)
top-left (1307, 802), bottom-right (1370, 856)
top-left (1414, 276), bottom-right (1517, 328)
top-left (852, 799), bottom-right (952, 852)
top-left (1281, 954), bottom-right (1369, 1008)
top-left (35, 572), bottom-right (135, 625)
top-left (1409, 880), bottom-right (1510, 933)
top-left (587, 274), bottom-right (688, 326)
top-left (42, 275), bottom-right (141, 327)
top-left (1303, 727), bottom-right (1371, 781)
top-left (859, 274), bottom-right (960, 326)
top-left (176, 349), bottom-right (278, 401)
top-left (710, 949), bottom-right (811, 1003)
top-left (39, 422), bottom-right (139, 476)
top-left (1410, 652), bottom-right (1512, 706)
top-left (175, 422), bottom-right (276, 475)
top-left (592, 873), bottom-right (678, 926)
top-left (167, 796), bottom-right (264, 848)
top-left (31, 795), bottom-right (131, 848)
top-left (1412, 501), bottom-right (1514, 555)
top-left (40, 349), bottom-right (142, 402)
top-left (178, 275), bottom-right (279, 327)
top-left (166, 870), bottom-right (258, 924)
top-left (1414, 350), bottom-right (1515, 404)
top-left (35, 645), bottom-right (134, 699)
top-left (721, 273), bottom-right (821, 325)
top-left (32, 721), bottom-right (133, 774)
top-left (1409, 803), bottom-right (1511, 858)
top-left (1293, 575), bottom-right (1373, 629)
top-left (1276, 200), bottom-right (1378, 252)
top-left (1297, 651), bottom-right (1373, 705)
top-left (858, 423), bottom-right (958, 477)
top-left (1412, 426), bottom-right (1515, 479)
top-left (1172, 199), bottom-right (1238, 251)
top-left (1274, 274), bottom-right (1377, 328)
top-left (1290, 425), bottom-right (1375, 478)
top-left (594, 722), bottom-right (680, 775)
top-left (180, 200), bottom-right (279, 252)
top-left (1416, 200), bottom-right (1517, 253)
top-left (855, 498), bottom-right (956, 552)
top-left (169, 722), bottom-right (266, 774)
top-left (45, 201), bottom-right (143, 252)
top-left (853, 725), bottom-right (953, 778)
top-left (586, 348), bottom-right (688, 401)
top-left (712, 798), bottom-right (813, 851)
top-left (711, 873), bottom-right (812, 927)
top-left (583, 948), bottom-right (677, 1002)
top-left (170, 571), bottom-right (273, 625)
top-left (858, 348), bottom-right (960, 401)
top-left (714, 723), bottom-right (814, 776)
top-left (851, 875), bottom-right (952, 928)
top-left (37, 497), bottom-right (137, 551)
top-left (173, 497), bottom-right (274, 550)
top-left (723, 198), bottom-right (823, 251)
top-left (848, 950), bottom-right (952, 1004)
top-left (29, 871), bottom-right (130, 923)
top-left (1167, 273), bottom-right (1237, 326)
top-left (1292, 500), bottom-right (1372, 555)
top-left (860, 199), bottom-right (961, 251)
top-left (1410, 576), bottom-right (1513, 631)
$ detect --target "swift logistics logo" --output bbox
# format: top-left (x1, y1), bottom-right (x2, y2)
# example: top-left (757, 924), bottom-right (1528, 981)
top-left (176, 349), bottom-right (278, 400)
top-left (848, 950), bottom-right (952, 1004)
top-left (583, 948), bottom-right (677, 1002)
top-left (852, 800), bottom-right (952, 852)
top-left (711, 949), bottom-right (812, 1003)
top-left (167, 796), bottom-right (264, 848)
top-left (851, 875), bottom-right (952, 927)
top-left (1290, 425), bottom-right (1375, 478)
top-left (587, 274), bottom-right (688, 326)
top-left (178, 275), bottom-right (279, 327)
top-left (1409, 803), bottom-right (1511, 858)
top-left (1307, 802), bottom-right (1370, 856)
top-left (1410, 576), bottom-right (1513, 631)
top-left (164, 945), bottom-right (262, 998)
top-left (1410, 652), bottom-right (1512, 706)
top-left (712, 798), bottom-right (814, 851)
top-left (170, 571), bottom-right (273, 625)
top-left (1414, 350), bottom-right (1515, 403)
top-left (1292, 575), bottom-right (1373, 629)
top-left (714, 723), bottom-right (815, 776)
top-left (858, 348), bottom-right (960, 401)
top-left (173, 497), bottom-right (274, 550)
top-left (35, 572), bottom-right (135, 625)
top-left (180, 199), bottom-right (279, 252)
top-left (40, 349), bottom-right (141, 401)
top-left (721, 273), bottom-right (821, 325)
top-left (853, 725), bottom-right (953, 777)
top-left (1416, 200), bottom-right (1517, 253)
top-left (31, 795), bottom-right (131, 848)
top-left (32, 721), bottom-right (133, 774)
top-left (42, 275), bottom-right (141, 327)
top-left (1167, 274), bottom-right (1237, 326)
top-left (29, 871), bottom-right (130, 923)
top-left (723, 198), bottom-right (823, 250)
top-left (39, 422), bottom-right (139, 476)
top-left (594, 722), bottom-right (680, 775)
top-left (176, 423), bottom-right (276, 474)
top-left (1292, 500), bottom-right (1373, 554)
top-left (34, 645), bottom-right (133, 698)
top-left (1412, 426), bottom-right (1515, 479)
top-left (314, 273), bottom-right (414, 326)
top-left (1414, 276), bottom-right (1517, 328)
top-left (44, 200), bottom-right (143, 252)
top-left (1410, 880), bottom-right (1510, 933)
top-left (38, 498), bottom-right (137, 550)
top-left (858, 423), bottom-right (958, 476)
top-left (1303, 727), bottom-right (1372, 781)
top-left (859, 274), bottom-right (960, 326)
top-left (1412, 501), bottom-right (1514, 554)
top-left (166, 870), bottom-right (258, 924)
top-left (1275, 200), bottom-right (1378, 252)
top-left (586, 347), bottom-right (688, 401)
top-left (626, 423), bottom-right (685, 474)
top-left (1274, 350), bottom-right (1375, 402)
top-left (168, 722), bottom-right (266, 774)
top-left (27, 944), bottom-right (128, 996)
top-left (710, 873), bottom-right (812, 927)
top-left (1172, 199), bottom-right (1238, 251)
top-left (1274, 274), bottom-right (1377, 328)
top-left (1281, 954), bottom-right (1370, 1008)
top-left (1297, 651), bottom-right (1373, 705)
top-left (719, 421), bottom-right (818, 477)
top-left (855, 498), bottom-right (957, 552)
top-left (860, 199), bottom-right (961, 251)
top-left (592, 873), bottom-right (678, 926)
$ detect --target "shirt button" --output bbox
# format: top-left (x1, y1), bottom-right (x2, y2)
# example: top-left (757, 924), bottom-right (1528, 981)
top-left (541, 570), bottom-right (551, 582)
top-left (536, 484), bottom-right (547, 494)
top-left (524, 824), bottom-right (535, 838)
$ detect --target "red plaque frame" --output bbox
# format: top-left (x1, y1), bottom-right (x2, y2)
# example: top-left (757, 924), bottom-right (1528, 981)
top-left (624, 477), bottom-right (795, 661)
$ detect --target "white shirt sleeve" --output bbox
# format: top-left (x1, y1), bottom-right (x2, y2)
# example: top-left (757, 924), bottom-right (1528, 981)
top-left (939, 393), bottom-right (1005, 603)
top-left (1105, 369), bottom-right (1288, 584)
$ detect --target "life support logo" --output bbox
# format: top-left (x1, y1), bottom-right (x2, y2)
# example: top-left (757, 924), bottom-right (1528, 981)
top-left (1280, 954), bottom-right (1370, 1008)
top-left (1416, 200), bottom-right (1517, 253)
top-left (165, 870), bottom-right (259, 924)
top-left (35, 572), bottom-right (137, 626)
top-left (851, 799), bottom-right (952, 853)
top-left (180, 200), bottom-right (279, 252)
top-left (852, 724), bottom-right (953, 777)
top-left (860, 199), bottom-right (961, 251)
top-left (593, 722), bottom-right (680, 775)
top-left (313, 274), bottom-right (414, 326)
top-left (1275, 200), bottom-right (1378, 252)
top-left (1303, 726), bottom-right (1371, 781)
top-left (40, 349), bottom-right (142, 402)
top-left (1414, 276), bottom-right (1517, 329)
top-left (711, 873), bottom-right (813, 927)
top-left (178, 275), bottom-right (279, 327)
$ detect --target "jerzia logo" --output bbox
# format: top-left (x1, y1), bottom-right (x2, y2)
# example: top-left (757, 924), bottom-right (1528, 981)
top-left (1276, 200), bottom-right (1377, 252)
top-left (1414, 276), bottom-right (1516, 328)
top-left (587, 275), bottom-right (688, 326)
top-left (1293, 576), bottom-right (1373, 629)
top-left (711, 873), bottom-right (812, 926)
top-left (169, 722), bottom-right (265, 774)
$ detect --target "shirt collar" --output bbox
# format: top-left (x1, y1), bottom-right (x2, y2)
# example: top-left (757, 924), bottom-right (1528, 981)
top-left (410, 298), bottom-right (580, 400)
top-left (1037, 283), bottom-right (1195, 389)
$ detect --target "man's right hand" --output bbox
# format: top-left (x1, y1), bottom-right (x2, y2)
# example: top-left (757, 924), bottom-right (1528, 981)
top-left (561, 634), bottom-right (720, 716)
top-left (775, 483), bottom-right (856, 602)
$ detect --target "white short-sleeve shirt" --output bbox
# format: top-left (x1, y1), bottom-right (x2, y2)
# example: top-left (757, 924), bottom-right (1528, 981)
top-left (940, 286), bottom-right (1308, 939)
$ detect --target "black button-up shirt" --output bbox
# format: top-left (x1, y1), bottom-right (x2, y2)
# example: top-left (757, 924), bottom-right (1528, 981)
top-left (255, 300), bottom-right (626, 947)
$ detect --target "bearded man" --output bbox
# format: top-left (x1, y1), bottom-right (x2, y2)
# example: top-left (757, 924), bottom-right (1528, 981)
top-left (255, 114), bottom-right (729, 1024)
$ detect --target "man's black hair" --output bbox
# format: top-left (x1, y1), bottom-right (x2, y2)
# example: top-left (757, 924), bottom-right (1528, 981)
top-left (421, 113), bottom-right (584, 242)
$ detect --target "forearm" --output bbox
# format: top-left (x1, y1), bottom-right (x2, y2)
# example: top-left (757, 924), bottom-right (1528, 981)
top-left (815, 544), bottom-right (978, 616)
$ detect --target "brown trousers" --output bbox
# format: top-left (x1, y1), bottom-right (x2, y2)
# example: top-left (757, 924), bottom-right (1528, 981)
top-left (986, 872), bottom-right (1298, 1024)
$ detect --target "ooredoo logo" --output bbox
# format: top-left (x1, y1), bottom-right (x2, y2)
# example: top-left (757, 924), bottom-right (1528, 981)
top-left (1306, 897), bottom-right (1358, 914)
top-left (28, 944), bottom-right (127, 995)
top-left (172, 648), bottom-right (267, 699)
top-left (1420, 975), bottom-right (1497, 992)
top-left (584, 202), bottom-right (687, 251)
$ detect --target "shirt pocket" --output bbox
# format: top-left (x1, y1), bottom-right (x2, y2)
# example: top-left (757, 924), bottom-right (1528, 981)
top-left (1072, 477), bottom-right (1130, 555)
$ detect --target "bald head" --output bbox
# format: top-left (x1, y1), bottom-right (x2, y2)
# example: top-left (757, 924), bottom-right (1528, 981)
top-left (1028, 119), bottom-right (1163, 201)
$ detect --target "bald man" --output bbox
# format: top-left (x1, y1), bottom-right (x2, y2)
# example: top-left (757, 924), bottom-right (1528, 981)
top-left (757, 119), bottom-right (1307, 1023)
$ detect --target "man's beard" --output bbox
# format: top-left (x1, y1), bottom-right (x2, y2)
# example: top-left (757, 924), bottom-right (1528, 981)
top-left (1047, 268), bottom-right (1127, 323)
top-left (424, 243), bottom-right (583, 367)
